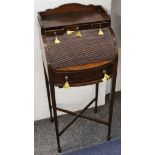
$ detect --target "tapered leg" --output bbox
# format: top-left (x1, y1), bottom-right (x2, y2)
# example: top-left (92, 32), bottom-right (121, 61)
top-left (95, 83), bottom-right (99, 113)
top-left (43, 64), bottom-right (53, 122)
top-left (50, 84), bottom-right (61, 153)
top-left (107, 73), bottom-right (117, 140)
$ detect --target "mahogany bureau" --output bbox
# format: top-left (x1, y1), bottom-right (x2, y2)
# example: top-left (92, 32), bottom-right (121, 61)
top-left (38, 3), bottom-right (118, 153)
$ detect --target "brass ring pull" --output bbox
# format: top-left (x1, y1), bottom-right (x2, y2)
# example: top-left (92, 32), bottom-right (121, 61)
top-left (63, 76), bottom-right (70, 89)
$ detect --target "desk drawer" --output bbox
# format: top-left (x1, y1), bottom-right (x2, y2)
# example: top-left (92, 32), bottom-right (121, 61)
top-left (53, 63), bottom-right (113, 86)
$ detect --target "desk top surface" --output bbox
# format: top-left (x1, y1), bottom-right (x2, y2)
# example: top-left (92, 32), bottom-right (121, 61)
top-left (45, 28), bottom-right (117, 70)
top-left (38, 3), bottom-right (110, 30)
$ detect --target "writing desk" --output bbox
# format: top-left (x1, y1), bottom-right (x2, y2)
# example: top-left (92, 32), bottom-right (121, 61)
top-left (38, 3), bottom-right (118, 153)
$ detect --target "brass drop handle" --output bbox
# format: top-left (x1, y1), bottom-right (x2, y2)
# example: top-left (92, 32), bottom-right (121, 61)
top-left (76, 27), bottom-right (82, 37)
top-left (98, 25), bottom-right (104, 36)
top-left (63, 76), bottom-right (70, 89)
top-left (67, 30), bottom-right (75, 35)
top-left (67, 27), bottom-right (82, 37)
top-left (102, 70), bottom-right (110, 82)
top-left (54, 32), bottom-right (61, 44)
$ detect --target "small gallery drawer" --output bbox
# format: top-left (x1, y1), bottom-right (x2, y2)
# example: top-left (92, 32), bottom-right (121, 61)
top-left (53, 63), bottom-right (113, 86)
top-left (45, 28), bottom-right (65, 36)
top-left (91, 22), bottom-right (110, 29)
top-left (67, 24), bottom-right (91, 31)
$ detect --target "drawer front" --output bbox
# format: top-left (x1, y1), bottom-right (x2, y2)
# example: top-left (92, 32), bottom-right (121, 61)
top-left (67, 24), bottom-right (91, 31)
top-left (53, 63), bottom-right (113, 86)
top-left (91, 22), bottom-right (110, 29)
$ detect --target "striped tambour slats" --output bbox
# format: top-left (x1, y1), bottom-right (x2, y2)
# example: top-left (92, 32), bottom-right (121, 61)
top-left (46, 28), bottom-right (117, 69)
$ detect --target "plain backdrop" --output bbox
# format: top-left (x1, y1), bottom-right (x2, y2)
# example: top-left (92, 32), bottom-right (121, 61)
top-left (34, 0), bottom-right (121, 120)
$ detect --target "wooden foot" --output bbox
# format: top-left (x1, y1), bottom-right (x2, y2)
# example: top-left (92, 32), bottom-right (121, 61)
top-left (58, 148), bottom-right (61, 153)
top-left (107, 135), bottom-right (111, 141)
top-left (50, 118), bottom-right (54, 123)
